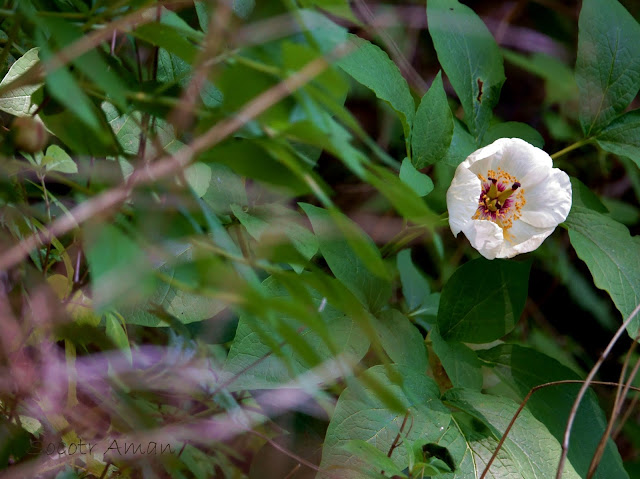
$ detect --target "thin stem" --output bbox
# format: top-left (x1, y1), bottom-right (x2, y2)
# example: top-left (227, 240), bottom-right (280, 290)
top-left (556, 303), bottom-right (640, 479)
top-left (550, 138), bottom-right (593, 160)
top-left (480, 379), bottom-right (640, 479)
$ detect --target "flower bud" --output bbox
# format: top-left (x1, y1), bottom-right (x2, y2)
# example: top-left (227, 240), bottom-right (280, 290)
top-left (12, 116), bottom-right (48, 153)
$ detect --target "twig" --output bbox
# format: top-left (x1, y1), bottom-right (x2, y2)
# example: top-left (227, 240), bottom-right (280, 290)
top-left (353, 0), bottom-right (428, 95)
top-left (0, 50), bottom-right (345, 272)
top-left (556, 303), bottom-right (640, 479)
top-left (249, 429), bottom-right (320, 472)
top-left (0, 1), bottom-right (194, 98)
top-left (587, 331), bottom-right (640, 478)
top-left (480, 379), bottom-right (640, 479)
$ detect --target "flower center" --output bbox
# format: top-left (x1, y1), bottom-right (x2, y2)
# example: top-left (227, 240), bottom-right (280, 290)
top-left (472, 168), bottom-right (526, 233)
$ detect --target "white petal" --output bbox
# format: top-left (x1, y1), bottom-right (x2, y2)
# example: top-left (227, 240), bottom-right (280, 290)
top-left (520, 168), bottom-right (572, 228)
top-left (497, 221), bottom-right (555, 258)
top-left (446, 166), bottom-right (482, 236)
top-left (460, 139), bottom-right (505, 169)
top-left (494, 138), bottom-right (553, 187)
top-left (462, 220), bottom-right (504, 260)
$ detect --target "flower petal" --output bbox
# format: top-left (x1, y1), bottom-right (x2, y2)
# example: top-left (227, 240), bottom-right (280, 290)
top-left (462, 220), bottom-right (504, 260)
top-left (446, 166), bottom-right (482, 236)
top-left (498, 221), bottom-right (555, 258)
top-left (520, 168), bottom-right (572, 228)
top-left (493, 138), bottom-right (552, 187)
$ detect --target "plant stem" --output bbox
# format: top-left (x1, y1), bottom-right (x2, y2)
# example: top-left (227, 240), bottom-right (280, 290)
top-left (550, 138), bottom-right (592, 160)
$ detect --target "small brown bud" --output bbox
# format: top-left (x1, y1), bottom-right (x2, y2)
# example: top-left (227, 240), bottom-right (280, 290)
top-left (12, 116), bottom-right (48, 153)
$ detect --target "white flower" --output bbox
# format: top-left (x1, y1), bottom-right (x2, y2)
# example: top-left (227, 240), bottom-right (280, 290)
top-left (446, 138), bottom-right (572, 259)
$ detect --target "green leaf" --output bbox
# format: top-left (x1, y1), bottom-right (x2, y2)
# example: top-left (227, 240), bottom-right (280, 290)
top-left (373, 310), bottom-right (427, 371)
top-left (576, 0), bottom-right (640, 135)
top-left (396, 249), bottom-right (440, 324)
top-left (223, 275), bottom-right (370, 390)
top-left (123, 242), bottom-right (227, 327)
top-left (397, 249), bottom-right (431, 312)
top-left (483, 121), bottom-right (545, 148)
top-left (37, 16), bottom-right (127, 109)
top-left (233, 0), bottom-right (255, 19)
top-left (301, 203), bottom-right (391, 313)
top-left (338, 34), bottom-right (415, 150)
top-left (84, 224), bottom-right (156, 313)
top-left (430, 328), bottom-right (483, 389)
top-left (184, 162), bottom-right (212, 198)
top-left (427, 0), bottom-right (505, 143)
top-left (437, 258), bottom-right (531, 343)
top-left (319, 365), bottom-right (451, 479)
top-left (596, 109), bottom-right (640, 169)
top-left (479, 344), bottom-right (629, 479)
top-left (411, 71), bottom-right (454, 168)
top-left (0, 47), bottom-right (40, 116)
top-left (341, 440), bottom-right (403, 476)
top-left (399, 158), bottom-right (434, 197)
top-left (502, 50), bottom-right (577, 105)
top-left (41, 145), bottom-right (77, 174)
top-left (366, 164), bottom-right (439, 224)
top-left (232, 203), bottom-right (318, 273)
top-left (201, 163), bottom-right (247, 217)
top-left (442, 118), bottom-right (477, 167)
top-left (157, 49), bottom-right (223, 108)
top-left (133, 22), bottom-right (199, 64)
top-left (566, 196), bottom-right (640, 335)
top-left (443, 389), bottom-right (581, 478)
top-left (104, 312), bottom-right (132, 362)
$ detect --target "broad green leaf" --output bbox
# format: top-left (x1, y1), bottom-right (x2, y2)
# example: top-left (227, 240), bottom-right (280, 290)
top-left (442, 118), bottom-right (476, 167)
top-left (298, 0), bottom-right (358, 23)
top-left (281, 41), bottom-right (349, 103)
top-left (441, 391), bottom-right (581, 479)
top-left (223, 275), bottom-right (369, 390)
top-left (157, 49), bottom-right (223, 108)
top-left (601, 197), bottom-right (640, 225)
top-left (319, 365), bottom-right (451, 479)
top-left (202, 163), bottom-right (247, 217)
top-left (437, 258), bottom-right (531, 343)
top-left (576, 0), bottom-right (640, 135)
top-left (430, 328), bottom-right (483, 389)
top-left (0, 47), bottom-right (40, 116)
top-left (184, 162), bottom-right (212, 198)
top-left (483, 122), bottom-right (544, 148)
top-left (36, 16), bottom-right (127, 109)
top-left (232, 203), bottom-right (318, 273)
top-left (399, 158), bottom-right (434, 197)
top-left (39, 102), bottom-right (119, 156)
top-left (338, 34), bottom-right (415, 150)
top-left (44, 59), bottom-right (104, 134)
top-left (133, 22), bottom-right (199, 64)
top-left (199, 140), bottom-right (311, 197)
top-left (301, 203), bottom-right (391, 313)
top-left (397, 249), bottom-right (440, 324)
top-left (373, 310), bottom-right (427, 371)
top-left (123, 242), bottom-right (227, 327)
top-left (566, 196), bottom-right (640, 336)
top-left (479, 344), bottom-right (629, 479)
top-left (41, 145), bottom-right (77, 174)
top-left (447, 390), bottom-right (582, 478)
top-left (412, 71), bottom-right (454, 168)
top-left (340, 440), bottom-right (403, 476)
top-left (233, 0), bottom-right (255, 19)
top-left (366, 164), bottom-right (439, 224)
top-left (427, 0), bottom-right (505, 143)
top-left (502, 50), bottom-right (578, 105)
top-left (104, 312), bottom-right (132, 362)
top-left (596, 109), bottom-right (640, 169)
top-left (84, 224), bottom-right (156, 313)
